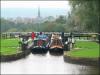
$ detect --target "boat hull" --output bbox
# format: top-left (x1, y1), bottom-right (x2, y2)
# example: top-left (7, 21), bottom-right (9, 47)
top-left (31, 46), bottom-right (48, 54)
top-left (49, 47), bottom-right (63, 55)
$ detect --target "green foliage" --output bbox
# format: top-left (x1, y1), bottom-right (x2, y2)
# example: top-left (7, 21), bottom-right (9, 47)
top-left (1, 15), bottom-right (67, 32)
top-left (1, 18), bottom-right (37, 32)
top-left (55, 16), bottom-right (66, 24)
top-left (1, 18), bottom-right (15, 32)
top-left (68, 0), bottom-right (100, 32)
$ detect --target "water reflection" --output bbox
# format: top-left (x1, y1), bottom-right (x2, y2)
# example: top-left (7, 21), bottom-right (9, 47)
top-left (1, 52), bottom-right (99, 74)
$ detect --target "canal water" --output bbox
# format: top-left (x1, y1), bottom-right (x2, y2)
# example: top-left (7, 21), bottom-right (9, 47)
top-left (1, 52), bottom-right (99, 74)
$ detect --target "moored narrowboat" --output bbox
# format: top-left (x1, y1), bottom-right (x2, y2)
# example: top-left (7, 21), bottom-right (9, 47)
top-left (31, 33), bottom-right (49, 54)
top-left (49, 34), bottom-right (64, 54)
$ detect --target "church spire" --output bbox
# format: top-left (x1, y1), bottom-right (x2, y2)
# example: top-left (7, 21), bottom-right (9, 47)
top-left (38, 6), bottom-right (40, 18)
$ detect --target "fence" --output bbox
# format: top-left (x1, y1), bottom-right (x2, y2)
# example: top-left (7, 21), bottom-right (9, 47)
top-left (1, 32), bottom-right (99, 42)
top-left (1, 33), bottom-right (19, 39)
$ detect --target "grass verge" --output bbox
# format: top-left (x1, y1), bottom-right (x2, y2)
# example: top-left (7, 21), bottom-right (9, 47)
top-left (64, 41), bottom-right (99, 58)
top-left (0, 38), bottom-right (21, 55)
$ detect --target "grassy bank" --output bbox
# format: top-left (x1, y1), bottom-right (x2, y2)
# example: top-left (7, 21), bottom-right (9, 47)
top-left (64, 41), bottom-right (99, 58)
top-left (0, 38), bottom-right (21, 55)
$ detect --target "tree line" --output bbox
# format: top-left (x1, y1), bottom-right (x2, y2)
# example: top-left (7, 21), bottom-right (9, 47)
top-left (0, 16), bottom-right (67, 32)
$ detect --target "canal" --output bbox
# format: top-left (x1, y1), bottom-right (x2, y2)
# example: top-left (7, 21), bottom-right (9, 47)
top-left (1, 52), bottom-right (99, 74)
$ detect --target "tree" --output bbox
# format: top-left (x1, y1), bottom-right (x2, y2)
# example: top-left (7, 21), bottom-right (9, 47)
top-left (55, 15), bottom-right (66, 24)
top-left (68, 0), bottom-right (100, 32)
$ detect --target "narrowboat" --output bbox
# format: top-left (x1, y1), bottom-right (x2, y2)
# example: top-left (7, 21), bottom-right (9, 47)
top-left (31, 34), bottom-right (49, 54)
top-left (49, 34), bottom-right (64, 54)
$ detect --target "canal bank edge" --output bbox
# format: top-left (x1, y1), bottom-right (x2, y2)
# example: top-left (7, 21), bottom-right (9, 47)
top-left (64, 51), bottom-right (100, 67)
top-left (0, 49), bottom-right (31, 62)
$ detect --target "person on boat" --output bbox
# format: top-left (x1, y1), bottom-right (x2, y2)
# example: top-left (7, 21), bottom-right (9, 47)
top-left (37, 32), bottom-right (48, 47)
top-left (38, 32), bottom-right (48, 40)
top-left (64, 36), bottom-right (70, 51)
top-left (31, 32), bottom-right (36, 46)
top-left (31, 32), bottom-right (35, 40)
top-left (19, 34), bottom-right (29, 51)
top-left (31, 32), bottom-right (36, 40)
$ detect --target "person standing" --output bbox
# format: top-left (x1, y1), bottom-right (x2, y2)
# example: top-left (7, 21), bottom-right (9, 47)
top-left (31, 32), bottom-right (36, 46)
top-left (31, 32), bottom-right (36, 40)
top-left (61, 32), bottom-right (64, 44)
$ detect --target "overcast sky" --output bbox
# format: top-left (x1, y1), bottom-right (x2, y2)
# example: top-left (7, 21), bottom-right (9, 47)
top-left (1, 1), bottom-right (71, 18)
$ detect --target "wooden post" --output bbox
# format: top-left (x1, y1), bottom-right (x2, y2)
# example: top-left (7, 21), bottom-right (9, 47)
top-left (6, 33), bottom-right (7, 39)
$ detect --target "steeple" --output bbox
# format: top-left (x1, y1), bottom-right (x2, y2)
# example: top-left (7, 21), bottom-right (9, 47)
top-left (38, 6), bottom-right (40, 18)
top-left (37, 6), bottom-right (41, 31)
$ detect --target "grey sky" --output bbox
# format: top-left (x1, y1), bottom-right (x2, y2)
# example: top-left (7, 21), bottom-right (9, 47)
top-left (1, 1), bottom-right (71, 18)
